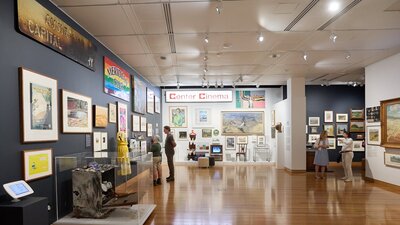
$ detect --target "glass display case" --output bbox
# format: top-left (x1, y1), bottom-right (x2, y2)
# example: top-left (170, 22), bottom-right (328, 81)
top-left (54, 151), bottom-right (155, 225)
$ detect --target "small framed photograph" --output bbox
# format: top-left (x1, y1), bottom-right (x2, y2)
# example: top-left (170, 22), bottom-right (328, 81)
top-left (202, 128), bottom-right (212, 138)
top-left (367, 126), bottom-right (381, 145)
top-left (336, 113), bottom-right (348, 123)
top-left (308, 134), bottom-right (320, 143)
top-left (324, 110), bottom-right (333, 123)
top-left (179, 131), bottom-right (188, 140)
top-left (23, 149), bottom-right (53, 181)
top-left (353, 140), bottom-right (364, 151)
top-left (351, 109), bottom-right (364, 120)
top-left (226, 136), bottom-right (236, 149)
top-left (336, 124), bottom-right (348, 136)
top-left (140, 116), bottom-right (147, 132)
top-left (94, 105), bottom-right (108, 128)
top-left (310, 127), bottom-right (319, 134)
top-left (93, 132), bottom-right (101, 152)
top-left (108, 103), bottom-right (116, 123)
top-left (350, 121), bottom-right (365, 133)
top-left (323, 124), bottom-right (335, 137)
top-left (308, 117), bottom-right (320, 126)
top-left (257, 136), bottom-right (265, 146)
top-left (147, 123), bottom-right (153, 137)
top-left (237, 136), bottom-right (248, 144)
top-left (384, 152), bottom-right (400, 168)
top-left (132, 114), bottom-right (140, 132)
top-left (62, 90), bottom-right (92, 133)
top-left (101, 132), bottom-right (108, 150)
top-left (328, 138), bottom-right (336, 149)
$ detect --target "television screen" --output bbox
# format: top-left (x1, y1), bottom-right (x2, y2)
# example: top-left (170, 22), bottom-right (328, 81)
top-left (211, 145), bottom-right (222, 154)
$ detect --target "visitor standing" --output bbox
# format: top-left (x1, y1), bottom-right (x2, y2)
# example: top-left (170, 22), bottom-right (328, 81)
top-left (313, 130), bottom-right (330, 179)
top-left (339, 131), bottom-right (354, 182)
top-left (149, 135), bottom-right (162, 186)
top-left (164, 126), bottom-right (176, 182)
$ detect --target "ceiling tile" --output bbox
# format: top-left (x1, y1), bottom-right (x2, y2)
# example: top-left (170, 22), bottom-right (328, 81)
top-left (97, 36), bottom-right (145, 54)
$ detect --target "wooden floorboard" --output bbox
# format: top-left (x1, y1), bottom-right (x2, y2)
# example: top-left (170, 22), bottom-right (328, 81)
top-left (144, 164), bottom-right (400, 225)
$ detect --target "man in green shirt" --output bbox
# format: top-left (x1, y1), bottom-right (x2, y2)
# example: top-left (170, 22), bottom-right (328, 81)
top-left (149, 135), bottom-right (162, 185)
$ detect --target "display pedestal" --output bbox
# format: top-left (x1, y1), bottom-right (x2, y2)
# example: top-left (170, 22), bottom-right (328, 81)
top-left (0, 197), bottom-right (48, 225)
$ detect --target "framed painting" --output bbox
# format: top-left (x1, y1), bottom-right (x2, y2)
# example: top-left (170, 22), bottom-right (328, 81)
top-left (178, 131), bottom-right (187, 140)
top-left (108, 103), bottom-right (116, 123)
top-left (235, 90), bottom-right (266, 108)
top-left (202, 128), bottom-right (212, 138)
top-left (94, 105), bottom-right (108, 128)
top-left (133, 75), bottom-right (146, 114)
top-left (384, 152), bottom-right (400, 168)
top-left (310, 127), bottom-right (318, 134)
top-left (140, 116), bottom-right (147, 132)
top-left (336, 113), bottom-right (348, 123)
top-left (308, 117), bottom-right (320, 126)
top-left (62, 90), bottom-right (92, 133)
top-left (324, 110), bottom-right (333, 123)
top-left (132, 114), bottom-right (140, 132)
top-left (170, 106), bottom-right (188, 128)
top-left (226, 136), bottom-right (236, 149)
top-left (271, 110), bottom-right (275, 126)
top-left (323, 124), bottom-right (335, 137)
top-left (23, 149), bottom-right (52, 181)
top-left (154, 95), bottom-right (161, 114)
top-left (93, 132), bottom-right (101, 152)
top-left (367, 126), bottom-right (381, 145)
top-left (328, 138), bottom-right (336, 149)
top-left (257, 136), bottom-right (265, 146)
top-left (194, 108), bottom-right (212, 127)
top-left (147, 123), bottom-right (153, 137)
top-left (146, 88), bottom-right (154, 114)
top-left (104, 57), bottom-right (130, 102)
top-left (336, 124), bottom-right (348, 136)
top-left (381, 98), bottom-right (400, 148)
top-left (237, 136), bottom-right (248, 144)
top-left (352, 140), bottom-right (364, 152)
top-left (221, 111), bottom-right (264, 135)
top-left (19, 68), bottom-right (58, 143)
top-left (350, 121), bottom-right (365, 133)
top-left (117, 102), bottom-right (128, 139)
top-left (351, 109), bottom-right (364, 120)
top-left (308, 134), bottom-right (319, 143)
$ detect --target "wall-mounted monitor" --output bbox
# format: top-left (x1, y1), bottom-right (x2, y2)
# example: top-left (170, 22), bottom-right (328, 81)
top-left (210, 144), bottom-right (223, 154)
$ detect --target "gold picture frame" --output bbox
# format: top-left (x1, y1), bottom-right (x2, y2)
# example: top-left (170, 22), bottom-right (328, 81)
top-left (381, 97), bottom-right (400, 148)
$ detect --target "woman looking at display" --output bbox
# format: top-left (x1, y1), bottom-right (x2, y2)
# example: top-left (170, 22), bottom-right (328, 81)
top-left (338, 131), bottom-right (354, 182)
top-left (313, 130), bottom-right (330, 179)
top-left (149, 135), bottom-right (162, 186)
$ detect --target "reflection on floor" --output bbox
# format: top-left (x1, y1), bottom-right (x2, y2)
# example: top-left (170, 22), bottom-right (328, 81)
top-left (145, 163), bottom-right (400, 225)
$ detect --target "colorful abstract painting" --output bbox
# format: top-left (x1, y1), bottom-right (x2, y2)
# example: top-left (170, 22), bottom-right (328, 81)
top-left (235, 90), bottom-right (265, 108)
top-left (104, 57), bottom-right (130, 102)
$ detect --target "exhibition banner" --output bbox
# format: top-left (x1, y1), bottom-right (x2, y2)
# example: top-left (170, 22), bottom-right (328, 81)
top-left (104, 57), bottom-right (131, 102)
top-left (165, 91), bottom-right (233, 103)
top-left (17, 0), bottom-right (97, 71)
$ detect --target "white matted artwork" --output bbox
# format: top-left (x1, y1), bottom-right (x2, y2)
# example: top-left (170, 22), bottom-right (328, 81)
top-left (146, 88), bottom-right (154, 114)
top-left (328, 138), bottom-right (336, 149)
top-left (308, 117), bottom-right (320, 126)
top-left (108, 103), bottom-right (116, 123)
top-left (324, 110), bottom-right (333, 123)
top-left (147, 123), bottom-right (153, 137)
top-left (154, 95), bottom-right (161, 114)
top-left (117, 102), bottom-right (128, 139)
top-left (101, 132), bottom-right (108, 150)
top-left (384, 152), bottom-right (400, 168)
top-left (140, 140), bottom-right (147, 152)
top-left (353, 140), bottom-right (364, 152)
top-left (132, 114), bottom-right (140, 132)
top-left (93, 132), bottom-right (101, 152)
top-left (367, 126), bottom-right (381, 146)
top-left (140, 116), bottom-right (147, 132)
top-left (308, 134), bottom-right (320, 143)
top-left (62, 90), bottom-right (92, 133)
top-left (336, 113), bottom-right (348, 123)
top-left (170, 106), bottom-right (188, 128)
top-left (194, 108), bottom-right (212, 127)
top-left (257, 136), bottom-right (265, 146)
top-left (237, 136), bottom-right (248, 144)
top-left (226, 136), bottom-right (236, 149)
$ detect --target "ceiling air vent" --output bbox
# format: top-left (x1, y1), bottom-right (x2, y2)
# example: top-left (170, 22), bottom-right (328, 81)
top-left (317, 0), bottom-right (362, 30)
top-left (163, 3), bottom-right (176, 53)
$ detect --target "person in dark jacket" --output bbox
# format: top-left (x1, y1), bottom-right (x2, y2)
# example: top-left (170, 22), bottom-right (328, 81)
top-left (164, 126), bottom-right (176, 182)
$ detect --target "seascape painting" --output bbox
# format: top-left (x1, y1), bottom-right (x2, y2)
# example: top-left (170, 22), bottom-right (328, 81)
top-left (235, 90), bottom-right (265, 108)
top-left (31, 83), bottom-right (52, 130)
top-left (221, 111), bottom-right (264, 135)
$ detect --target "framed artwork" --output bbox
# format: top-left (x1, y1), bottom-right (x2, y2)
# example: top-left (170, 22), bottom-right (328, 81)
top-left (271, 127), bottom-right (276, 139)
top-left (384, 152), bottom-right (400, 168)
top-left (324, 110), bottom-right (333, 123)
top-left (257, 136), bottom-right (265, 146)
top-left (271, 110), bottom-right (275, 126)
top-left (170, 106), bottom-right (188, 128)
top-left (381, 98), bottom-right (400, 148)
top-left (108, 103), bottom-right (116, 123)
top-left (221, 111), bottom-right (264, 135)
top-left (226, 136), bottom-right (236, 149)
top-left (202, 128), bottom-right (212, 138)
top-left (308, 117), bottom-right (320, 126)
top-left (324, 124), bottom-right (335, 137)
top-left (356, 134), bottom-right (364, 140)
top-left (104, 57), bottom-right (130, 102)
top-left (146, 88), bottom-right (154, 114)
top-left (352, 140), bottom-right (364, 152)
top-left (101, 132), bottom-right (108, 150)
top-left (147, 123), bottom-right (153, 137)
top-left (328, 138), bottom-right (336, 149)
top-left (366, 106), bottom-right (380, 123)
top-left (336, 113), bottom-right (348, 123)
top-left (94, 105), bottom-right (108, 128)
top-left (140, 116), bottom-right (147, 132)
top-left (310, 127), bottom-right (318, 134)
top-left (237, 136), bottom-right (248, 144)
top-left (19, 68), bottom-right (58, 143)
top-left (194, 108), bottom-right (212, 127)
top-left (62, 90), bottom-right (92, 133)
top-left (235, 90), bottom-right (266, 108)
top-left (154, 95), bottom-right (161, 114)
top-left (213, 129), bottom-right (220, 136)
top-left (132, 114), bottom-right (140, 132)
top-left (140, 140), bottom-right (147, 152)
top-left (133, 75), bottom-right (146, 114)
top-left (23, 149), bottom-right (52, 181)
top-left (117, 102), bottom-right (128, 139)
top-left (351, 109), bottom-right (364, 120)
top-left (336, 124), bottom-right (348, 136)
top-left (337, 137), bottom-right (345, 147)
top-left (367, 126), bottom-right (381, 145)
top-left (308, 134), bottom-right (319, 143)
top-left (179, 131), bottom-right (187, 140)
top-left (350, 121), bottom-right (365, 133)
top-left (93, 132), bottom-right (101, 152)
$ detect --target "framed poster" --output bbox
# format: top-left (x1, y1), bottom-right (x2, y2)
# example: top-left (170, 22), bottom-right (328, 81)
top-left (226, 136), bottom-right (236, 149)
top-left (221, 111), bottom-right (264, 135)
top-left (23, 149), bottom-right (52, 181)
top-left (147, 123), bottom-right (153, 137)
top-left (351, 109), bottom-right (364, 120)
top-left (194, 108), bottom-right (212, 127)
top-left (336, 113), bottom-right (348, 123)
top-left (381, 98), bottom-right (400, 148)
top-left (235, 90), bottom-right (265, 108)
top-left (140, 116), bottom-right (147, 132)
top-left (108, 103), bottom-right (116, 123)
top-left (257, 136), bottom-right (265, 146)
top-left (308, 117), bottom-right (320, 126)
top-left (352, 141), bottom-right (364, 152)
top-left (202, 128), bottom-right (212, 138)
top-left (62, 90), bottom-right (92, 133)
top-left (308, 134), bottom-right (319, 143)
top-left (310, 127), bottom-right (318, 134)
top-left (336, 124), bottom-right (348, 136)
top-left (384, 152), bottom-right (400, 168)
top-left (179, 131), bottom-right (188, 140)
top-left (367, 126), bottom-right (381, 145)
top-left (350, 121), bottom-right (365, 133)
top-left (104, 57), bottom-right (130, 102)
top-left (154, 95), bottom-right (161, 114)
top-left (132, 114), bottom-right (140, 132)
top-left (324, 110), bottom-right (333, 123)
top-left (237, 136), bottom-right (248, 144)
top-left (366, 106), bottom-right (380, 123)
top-left (146, 88), bottom-right (154, 114)
top-left (101, 132), bottom-right (108, 150)
top-left (323, 124), bottom-right (335, 137)
top-left (19, 68), bottom-right (58, 143)
top-left (94, 105), bottom-right (108, 128)
top-left (170, 106), bottom-right (188, 128)
top-left (117, 102), bottom-right (128, 139)
top-left (328, 138), bottom-right (336, 149)
top-left (133, 75), bottom-right (146, 114)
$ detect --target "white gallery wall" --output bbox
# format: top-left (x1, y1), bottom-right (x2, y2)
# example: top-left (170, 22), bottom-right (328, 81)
top-left (365, 53), bottom-right (400, 186)
top-left (161, 88), bottom-right (283, 162)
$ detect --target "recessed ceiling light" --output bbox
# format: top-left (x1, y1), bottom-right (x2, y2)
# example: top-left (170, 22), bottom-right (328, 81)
top-left (303, 52), bottom-right (308, 61)
top-left (328, 1), bottom-right (340, 12)
top-left (329, 33), bottom-right (338, 43)
top-left (257, 33), bottom-right (264, 43)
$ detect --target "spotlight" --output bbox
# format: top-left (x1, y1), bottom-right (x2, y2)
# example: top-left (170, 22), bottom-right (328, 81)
top-left (232, 82), bottom-right (236, 88)
top-left (345, 52), bottom-right (351, 60)
top-left (220, 81), bottom-right (224, 88)
top-left (203, 66), bottom-right (208, 73)
top-left (330, 33), bottom-right (338, 43)
top-left (177, 82), bottom-right (180, 89)
top-left (201, 81), bottom-right (205, 88)
top-left (216, 0), bottom-right (223, 15)
top-left (256, 83), bottom-right (260, 88)
top-left (328, 1), bottom-right (340, 12)
top-left (353, 82), bottom-right (357, 87)
top-left (257, 32), bottom-right (264, 43)
top-left (204, 35), bottom-right (209, 44)
top-left (303, 52), bottom-right (308, 61)
top-left (207, 81), bottom-right (210, 89)
top-left (203, 55), bottom-right (208, 61)
top-left (215, 81), bottom-right (218, 88)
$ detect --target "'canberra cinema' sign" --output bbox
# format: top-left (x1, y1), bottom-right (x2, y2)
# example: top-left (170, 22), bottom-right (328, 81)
top-left (165, 91), bottom-right (233, 103)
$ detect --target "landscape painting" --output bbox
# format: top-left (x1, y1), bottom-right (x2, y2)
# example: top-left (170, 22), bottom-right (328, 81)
top-left (367, 126), bottom-right (381, 145)
top-left (94, 105), bottom-right (108, 128)
top-left (381, 98), bottom-right (400, 148)
top-left (336, 124), bottom-right (348, 136)
top-left (133, 75), bottom-right (146, 114)
top-left (351, 109), bottom-right (364, 120)
top-left (235, 90), bottom-right (265, 108)
top-left (384, 152), bottom-right (400, 168)
top-left (62, 90), bottom-right (92, 133)
top-left (221, 111), bottom-right (264, 135)
top-left (350, 121), bottom-right (365, 133)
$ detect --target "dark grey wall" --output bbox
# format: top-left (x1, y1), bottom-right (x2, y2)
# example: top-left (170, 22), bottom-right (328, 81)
top-left (306, 85), bottom-right (365, 162)
top-left (0, 0), bottom-right (161, 223)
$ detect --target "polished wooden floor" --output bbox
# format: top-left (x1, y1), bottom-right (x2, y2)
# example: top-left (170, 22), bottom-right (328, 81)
top-left (144, 163), bottom-right (400, 225)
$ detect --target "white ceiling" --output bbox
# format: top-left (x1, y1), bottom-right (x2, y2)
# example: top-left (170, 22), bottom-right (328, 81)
top-left (52, 0), bottom-right (400, 87)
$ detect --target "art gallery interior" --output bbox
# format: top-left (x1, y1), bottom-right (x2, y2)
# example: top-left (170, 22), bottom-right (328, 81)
top-left (1, 0), bottom-right (400, 224)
